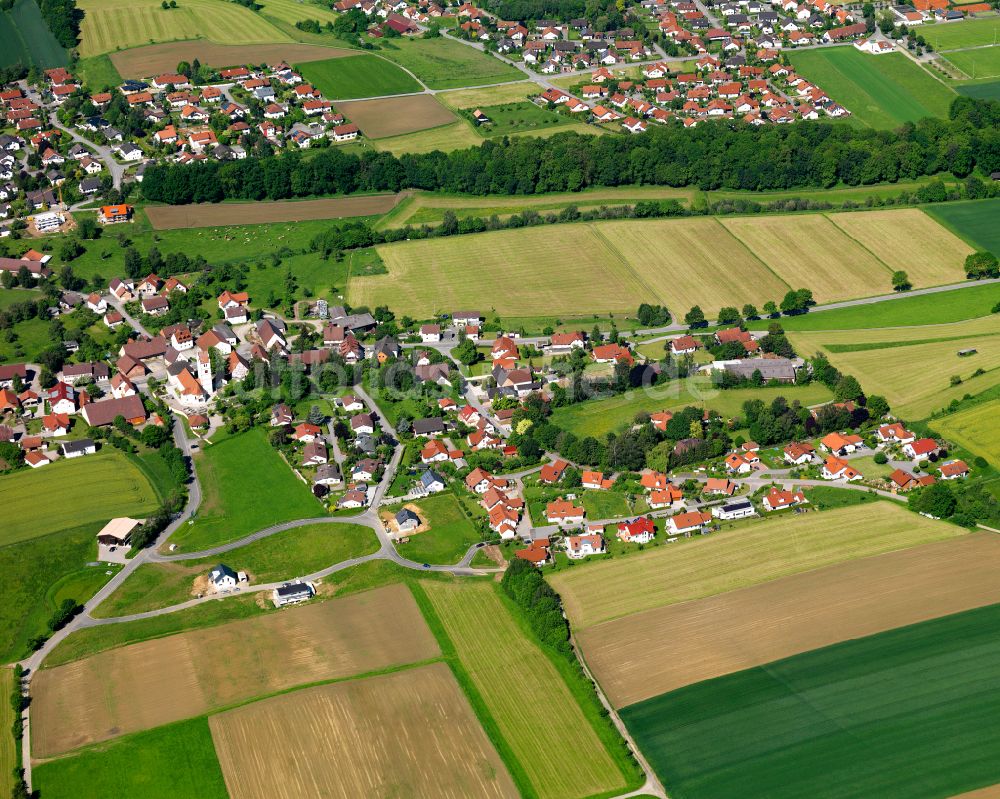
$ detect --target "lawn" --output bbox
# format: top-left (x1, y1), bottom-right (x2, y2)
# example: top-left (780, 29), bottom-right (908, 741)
top-left (474, 101), bottom-right (578, 137)
top-left (550, 380), bottom-right (833, 439)
top-left (376, 36), bottom-right (524, 90)
top-left (0, 316), bottom-right (56, 364)
top-left (622, 602), bottom-right (1000, 799)
top-left (393, 493), bottom-right (481, 565)
top-left (580, 490), bottom-right (631, 519)
top-left (75, 53), bottom-right (123, 90)
top-left (789, 48), bottom-right (956, 128)
top-left (926, 197), bottom-right (1000, 254)
top-left (549, 502), bottom-right (963, 630)
top-left (920, 17), bottom-right (1000, 50)
top-left (168, 428), bottom-right (322, 551)
top-left (932, 398), bottom-right (1000, 466)
top-left (297, 54), bottom-right (421, 99)
top-left (420, 581), bottom-right (633, 799)
top-left (32, 717), bottom-right (228, 799)
top-left (0, 0), bottom-right (68, 68)
top-left (0, 448), bottom-right (159, 547)
top-left (943, 46), bottom-right (1000, 80)
top-left (95, 523), bottom-right (378, 617)
top-left (76, 0), bottom-right (291, 57)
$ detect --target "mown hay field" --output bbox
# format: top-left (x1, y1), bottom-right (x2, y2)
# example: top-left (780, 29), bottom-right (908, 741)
top-left (549, 502), bottom-right (962, 631)
top-left (78, 0), bottom-right (290, 57)
top-left (257, 0), bottom-right (342, 26)
top-left (355, 224), bottom-right (652, 317)
top-left (621, 601), bottom-right (1000, 799)
top-left (599, 218), bottom-right (791, 313)
top-left (0, 449), bottom-right (158, 547)
top-left (424, 582), bottom-right (629, 799)
top-left (378, 36), bottom-right (524, 90)
top-left (945, 47), bottom-right (1000, 82)
top-left (31, 584), bottom-right (439, 756)
top-left (788, 318), bottom-right (1000, 419)
top-left (827, 208), bottom-right (972, 286)
top-left (337, 94), bottom-right (456, 138)
top-left (584, 533), bottom-right (1000, 708)
top-left (0, 0), bottom-right (68, 69)
top-left (919, 17), bottom-right (1000, 50)
top-left (933, 398), bottom-right (1000, 466)
top-left (372, 119), bottom-right (483, 155)
top-left (110, 41), bottom-right (350, 77)
top-left (145, 194), bottom-right (403, 230)
top-left (210, 663), bottom-right (518, 799)
top-left (438, 81), bottom-right (536, 109)
top-left (721, 214), bottom-right (895, 302)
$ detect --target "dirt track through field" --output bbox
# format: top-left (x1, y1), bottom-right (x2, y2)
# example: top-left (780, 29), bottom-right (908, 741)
top-left (31, 584), bottom-right (438, 757)
top-left (145, 194), bottom-right (404, 229)
top-left (111, 42), bottom-right (354, 77)
top-left (581, 533), bottom-right (1000, 709)
top-left (338, 95), bottom-right (457, 139)
top-left (210, 663), bottom-right (518, 799)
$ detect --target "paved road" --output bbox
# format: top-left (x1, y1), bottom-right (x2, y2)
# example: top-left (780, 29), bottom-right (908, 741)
top-left (108, 295), bottom-right (153, 338)
top-left (47, 111), bottom-right (127, 190)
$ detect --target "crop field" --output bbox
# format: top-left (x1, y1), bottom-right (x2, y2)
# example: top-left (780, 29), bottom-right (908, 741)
top-left (77, 0), bottom-right (292, 57)
top-left (926, 197), bottom-right (1000, 254)
top-left (622, 601), bottom-right (1000, 799)
top-left (372, 119), bottom-right (483, 154)
top-left (33, 717), bottom-right (229, 799)
top-left (721, 214), bottom-right (896, 301)
top-left (145, 194), bottom-right (403, 229)
top-left (0, 449), bottom-right (157, 547)
top-left (378, 36), bottom-right (524, 90)
top-left (210, 663), bottom-right (517, 799)
top-left (336, 94), bottom-right (456, 138)
top-left (943, 46), bottom-right (1000, 80)
top-left (933, 399), bottom-right (1000, 466)
top-left (438, 82), bottom-right (535, 109)
top-left (424, 582), bottom-right (629, 799)
top-left (920, 18), bottom-right (1000, 50)
top-left (394, 493), bottom-right (481, 565)
top-left (95, 523), bottom-right (379, 617)
top-left (827, 208), bottom-right (972, 286)
top-left (600, 218), bottom-right (792, 313)
top-left (258, 0), bottom-right (341, 27)
top-left (583, 533), bottom-right (1000, 708)
top-left (788, 48), bottom-right (956, 128)
top-left (550, 502), bottom-right (961, 630)
top-left (169, 428), bottom-right (321, 551)
top-left (297, 54), bottom-right (421, 100)
top-left (109, 41), bottom-right (352, 77)
top-left (355, 223), bottom-right (652, 317)
top-left (957, 80), bottom-right (1000, 100)
top-left (31, 584), bottom-right (438, 756)
top-left (0, 0), bottom-right (68, 69)
top-left (787, 317), bottom-right (1000, 418)
top-left (550, 380), bottom-right (832, 439)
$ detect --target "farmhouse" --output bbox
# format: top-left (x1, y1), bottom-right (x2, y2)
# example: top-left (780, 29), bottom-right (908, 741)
top-left (81, 395), bottom-right (147, 427)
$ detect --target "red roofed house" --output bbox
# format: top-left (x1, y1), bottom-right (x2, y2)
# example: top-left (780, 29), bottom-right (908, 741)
top-left (515, 538), bottom-right (550, 566)
top-left (762, 487), bottom-right (807, 511)
top-left (939, 460), bottom-right (969, 480)
top-left (545, 498), bottom-right (585, 526)
top-left (667, 510), bottom-right (712, 536)
top-left (903, 438), bottom-right (939, 461)
top-left (539, 459), bottom-right (569, 484)
top-left (617, 517), bottom-right (656, 544)
top-left (822, 456), bottom-right (861, 481)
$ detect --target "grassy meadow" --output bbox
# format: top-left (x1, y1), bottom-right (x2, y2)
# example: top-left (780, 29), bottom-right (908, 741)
top-left (622, 602), bottom-right (1000, 799)
top-left (920, 17), bottom-right (1000, 50)
top-left (943, 46), bottom-right (1000, 81)
top-left (789, 48), bottom-right (956, 128)
top-left (371, 119), bottom-right (482, 155)
top-left (393, 493), bottom-right (481, 565)
top-left (932, 398), bottom-right (1000, 466)
top-left (297, 54), bottom-right (421, 99)
top-left (168, 428), bottom-right (322, 552)
top-left (927, 197), bottom-right (1000, 254)
top-left (376, 36), bottom-right (523, 89)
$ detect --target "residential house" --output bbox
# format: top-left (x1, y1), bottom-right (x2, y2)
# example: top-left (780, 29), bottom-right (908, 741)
top-left (822, 456), bottom-right (861, 481)
top-left (545, 498), bottom-right (585, 526)
top-left (666, 510), bottom-right (712, 536)
top-left (617, 517), bottom-right (656, 544)
top-left (939, 460), bottom-right (969, 480)
top-left (539, 459), bottom-right (569, 484)
top-left (904, 438), bottom-right (939, 461)
top-left (712, 499), bottom-right (756, 520)
top-left (820, 431), bottom-right (863, 455)
top-left (762, 487), bottom-right (807, 511)
top-left (783, 441), bottom-right (815, 465)
top-left (566, 533), bottom-right (605, 559)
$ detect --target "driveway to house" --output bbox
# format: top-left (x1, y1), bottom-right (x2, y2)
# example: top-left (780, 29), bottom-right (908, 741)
top-left (46, 110), bottom-right (127, 190)
top-left (107, 295), bottom-right (153, 338)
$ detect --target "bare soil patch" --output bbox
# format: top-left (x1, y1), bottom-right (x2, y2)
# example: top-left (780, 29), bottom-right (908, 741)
top-left (145, 194), bottom-right (404, 230)
top-left (338, 94), bottom-right (456, 139)
top-left (111, 42), bottom-right (354, 78)
top-left (581, 533), bottom-right (1000, 709)
top-left (31, 584), bottom-right (438, 757)
top-left (209, 662), bottom-right (518, 799)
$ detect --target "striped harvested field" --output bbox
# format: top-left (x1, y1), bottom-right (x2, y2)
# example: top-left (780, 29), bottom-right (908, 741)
top-left (438, 82), bottom-right (536, 109)
top-left (337, 95), bottom-right (456, 139)
top-left (110, 42), bottom-right (351, 78)
top-left (31, 584), bottom-right (438, 756)
top-left (145, 194), bottom-right (404, 229)
top-left (210, 663), bottom-right (518, 799)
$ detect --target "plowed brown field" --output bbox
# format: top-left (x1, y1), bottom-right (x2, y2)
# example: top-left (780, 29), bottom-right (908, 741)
top-left (31, 584), bottom-right (438, 756)
top-left (337, 95), bottom-right (456, 139)
top-left (582, 533), bottom-right (1000, 709)
top-left (209, 663), bottom-right (518, 799)
top-left (111, 42), bottom-right (352, 78)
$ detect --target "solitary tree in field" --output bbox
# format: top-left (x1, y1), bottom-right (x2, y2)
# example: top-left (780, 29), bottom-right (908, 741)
top-left (892, 270), bottom-right (911, 291)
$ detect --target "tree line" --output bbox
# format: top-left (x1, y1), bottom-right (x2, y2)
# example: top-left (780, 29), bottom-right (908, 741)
top-left (140, 98), bottom-right (1000, 205)
top-left (38, 0), bottom-right (82, 49)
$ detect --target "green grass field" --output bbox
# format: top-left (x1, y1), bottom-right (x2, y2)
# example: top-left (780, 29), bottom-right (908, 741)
top-left (33, 716), bottom-right (228, 799)
top-left (920, 18), bottom-right (1000, 50)
top-left (421, 581), bottom-right (632, 799)
top-left (0, 449), bottom-right (159, 548)
top-left (258, 0), bottom-right (341, 27)
top-left (942, 46), bottom-right (1000, 80)
top-left (0, 0), bottom-right (68, 68)
top-left (550, 380), bottom-right (833, 439)
top-left (0, 669), bottom-right (14, 798)
top-left (956, 79), bottom-right (1000, 100)
top-left (927, 197), bottom-right (1000, 254)
top-left (376, 36), bottom-right (523, 90)
top-left (393, 493), bottom-right (481, 565)
top-left (580, 490), bottom-right (631, 519)
top-left (371, 119), bottom-right (483, 155)
top-left (932, 398), bottom-right (1000, 466)
top-left (789, 48), bottom-right (956, 128)
top-left (622, 602), bottom-right (1000, 799)
top-left (95, 523), bottom-right (378, 617)
top-left (168, 428), bottom-right (322, 551)
top-left (474, 101), bottom-right (577, 137)
top-left (297, 54), bottom-right (421, 99)
top-left (75, 54), bottom-right (123, 90)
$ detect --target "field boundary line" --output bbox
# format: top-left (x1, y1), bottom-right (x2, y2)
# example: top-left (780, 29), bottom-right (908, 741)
top-left (900, 46), bottom-right (960, 91)
top-left (823, 213), bottom-right (896, 279)
top-left (587, 223), bottom-right (664, 305)
top-left (711, 216), bottom-right (795, 294)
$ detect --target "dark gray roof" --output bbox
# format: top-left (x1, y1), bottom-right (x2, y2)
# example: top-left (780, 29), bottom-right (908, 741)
top-left (721, 500), bottom-right (754, 512)
top-left (723, 358), bottom-right (796, 381)
top-left (395, 508), bottom-right (420, 525)
top-left (276, 582), bottom-right (312, 598)
top-left (419, 469), bottom-right (444, 488)
top-left (61, 438), bottom-right (94, 454)
top-left (412, 417), bottom-right (445, 435)
top-left (211, 563), bottom-right (237, 581)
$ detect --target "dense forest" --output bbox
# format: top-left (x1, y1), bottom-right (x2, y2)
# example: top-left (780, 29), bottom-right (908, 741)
top-left (140, 98), bottom-right (1000, 205)
top-left (38, 0), bottom-right (81, 49)
top-left (485, 0), bottom-right (624, 26)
